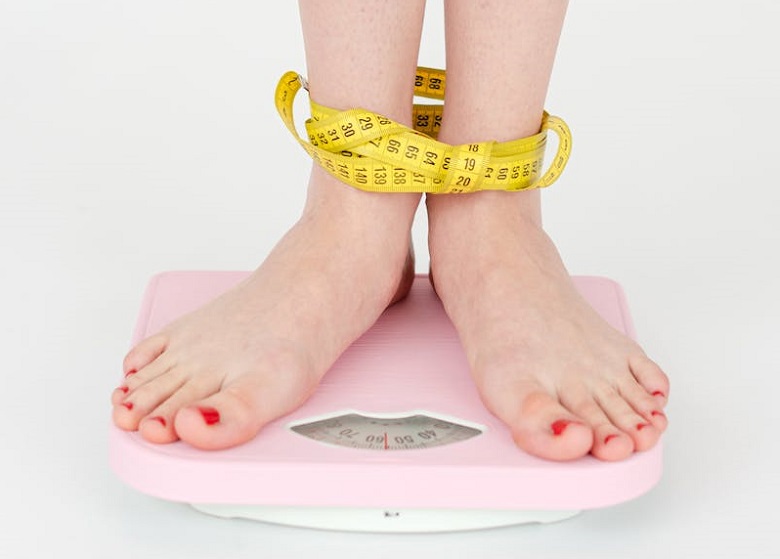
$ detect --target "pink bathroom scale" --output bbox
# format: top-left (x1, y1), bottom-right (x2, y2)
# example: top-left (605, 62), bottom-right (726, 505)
top-left (109, 271), bottom-right (663, 533)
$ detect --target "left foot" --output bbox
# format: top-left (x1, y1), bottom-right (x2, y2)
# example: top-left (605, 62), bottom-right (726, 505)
top-left (426, 192), bottom-right (670, 462)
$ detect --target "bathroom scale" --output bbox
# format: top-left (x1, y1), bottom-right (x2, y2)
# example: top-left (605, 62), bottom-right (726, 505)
top-left (109, 271), bottom-right (663, 533)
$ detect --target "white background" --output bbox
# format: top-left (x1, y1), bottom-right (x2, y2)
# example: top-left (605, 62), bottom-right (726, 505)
top-left (2, 1), bottom-right (779, 557)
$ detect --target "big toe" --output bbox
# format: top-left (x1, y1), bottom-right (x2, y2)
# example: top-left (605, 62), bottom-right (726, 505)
top-left (175, 388), bottom-right (260, 451)
top-left (487, 382), bottom-right (594, 461)
top-left (174, 370), bottom-right (313, 451)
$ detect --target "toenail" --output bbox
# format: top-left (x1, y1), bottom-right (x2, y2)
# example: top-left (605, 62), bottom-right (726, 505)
top-left (198, 407), bottom-right (220, 425)
top-left (604, 434), bottom-right (619, 445)
top-left (651, 411), bottom-right (666, 418)
top-left (636, 422), bottom-right (650, 431)
top-left (119, 386), bottom-right (129, 394)
top-left (551, 419), bottom-right (573, 436)
top-left (651, 391), bottom-right (665, 397)
top-left (125, 369), bottom-right (137, 378)
top-left (149, 416), bottom-right (166, 427)
top-left (121, 402), bottom-right (133, 411)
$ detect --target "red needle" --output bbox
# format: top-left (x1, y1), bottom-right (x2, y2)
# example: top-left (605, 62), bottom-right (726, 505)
top-left (384, 432), bottom-right (388, 450)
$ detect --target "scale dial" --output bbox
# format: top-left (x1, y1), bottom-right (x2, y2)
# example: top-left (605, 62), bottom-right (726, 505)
top-left (289, 412), bottom-right (482, 450)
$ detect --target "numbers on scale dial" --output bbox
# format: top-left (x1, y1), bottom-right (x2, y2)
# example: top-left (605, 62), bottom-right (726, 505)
top-left (290, 413), bottom-right (482, 450)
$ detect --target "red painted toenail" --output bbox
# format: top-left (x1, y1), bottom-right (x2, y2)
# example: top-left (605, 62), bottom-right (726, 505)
top-left (149, 416), bottom-right (166, 427)
top-left (119, 386), bottom-right (129, 394)
top-left (604, 434), bottom-right (619, 445)
top-left (125, 369), bottom-right (137, 378)
top-left (651, 410), bottom-right (666, 418)
top-left (636, 422), bottom-right (650, 431)
top-left (121, 402), bottom-right (133, 411)
top-left (652, 391), bottom-right (665, 397)
top-left (198, 407), bottom-right (220, 425)
top-left (551, 420), bottom-right (572, 436)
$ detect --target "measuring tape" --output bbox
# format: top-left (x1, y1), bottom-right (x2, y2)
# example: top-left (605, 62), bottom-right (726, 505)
top-left (275, 67), bottom-right (571, 194)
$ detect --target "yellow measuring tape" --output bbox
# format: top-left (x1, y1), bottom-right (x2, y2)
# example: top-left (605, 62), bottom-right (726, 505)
top-left (275, 67), bottom-right (571, 194)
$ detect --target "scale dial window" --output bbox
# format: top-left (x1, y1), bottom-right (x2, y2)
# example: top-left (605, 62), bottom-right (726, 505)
top-left (290, 412), bottom-right (483, 450)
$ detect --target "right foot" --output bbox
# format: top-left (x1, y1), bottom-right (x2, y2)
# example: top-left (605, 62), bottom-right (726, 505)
top-left (111, 167), bottom-right (419, 449)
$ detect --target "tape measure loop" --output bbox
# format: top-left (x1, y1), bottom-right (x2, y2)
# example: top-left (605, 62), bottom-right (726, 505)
top-left (535, 114), bottom-right (572, 189)
top-left (275, 68), bottom-right (572, 194)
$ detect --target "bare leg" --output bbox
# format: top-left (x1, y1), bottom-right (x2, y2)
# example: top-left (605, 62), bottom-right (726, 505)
top-left (111, 0), bottom-right (425, 449)
top-left (427, 0), bottom-right (670, 461)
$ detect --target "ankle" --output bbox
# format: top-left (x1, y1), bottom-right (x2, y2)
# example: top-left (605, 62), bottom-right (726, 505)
top-left (427, 189), bottom-right (543, 229)
top-left (304, 166), bottom-right (421, 224)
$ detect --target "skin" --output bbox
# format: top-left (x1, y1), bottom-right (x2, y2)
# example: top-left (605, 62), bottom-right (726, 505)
top-left (112, 0), bottom-right (669, 461)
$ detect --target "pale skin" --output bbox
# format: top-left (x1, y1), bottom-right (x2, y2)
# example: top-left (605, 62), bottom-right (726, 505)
top-left (112, 0), bottom-right (669, 461)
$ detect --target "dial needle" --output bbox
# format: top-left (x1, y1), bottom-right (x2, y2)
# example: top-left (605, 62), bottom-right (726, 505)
top-left (384, 432), bottom-right (388, 450)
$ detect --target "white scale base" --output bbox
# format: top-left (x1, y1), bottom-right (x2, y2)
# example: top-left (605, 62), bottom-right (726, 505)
top-left (191, 504), bottom-right (580, 533)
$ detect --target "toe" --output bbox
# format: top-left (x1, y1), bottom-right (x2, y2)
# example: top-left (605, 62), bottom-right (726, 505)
top-left (174, 386), bottom-right (259, 451)
top-left (629, 354), bottom-right (670, 404)
top-left (111, 353), bottom-right (174, 406)
top-left (138, 415), bottom-right (176, 444)
top-left (598, 430), bottom-right (634, 458)
top-left (112, 398), bottom-right (140, 431)
top-left (595, 387), bottom-right (662, 452)
top-left (112, 368), bottom-right (189, 431)
top-left (122, 353), bottom-right (175, 394)
top-left (110, 385), bottom-right (131, 406)
top-left (113, 360), bottom-right (222, 433)
top-left (175, 368), bottom-right (315, 451)
top-left (111, 353), bottom-right (175, 407)
top-left (618, 378), bottom-right (669, 432)
top-left (563, 394), bottom-right (634, 461)
top-left (495, 381), bottom-right (594, 462)
top-left (122, 333), bottom-right (168, 377)
top-left (135, 375), bottom-right (223, 442)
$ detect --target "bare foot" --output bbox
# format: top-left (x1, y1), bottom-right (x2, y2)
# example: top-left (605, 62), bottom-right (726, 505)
top-left (426, 192), bottom-right (670, 461)
top-left (111, 167), bottom-right (418, 450)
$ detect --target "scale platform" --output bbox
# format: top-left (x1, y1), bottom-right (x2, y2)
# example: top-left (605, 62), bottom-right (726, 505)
top-left (109, 271), bottom-right (662, 533)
